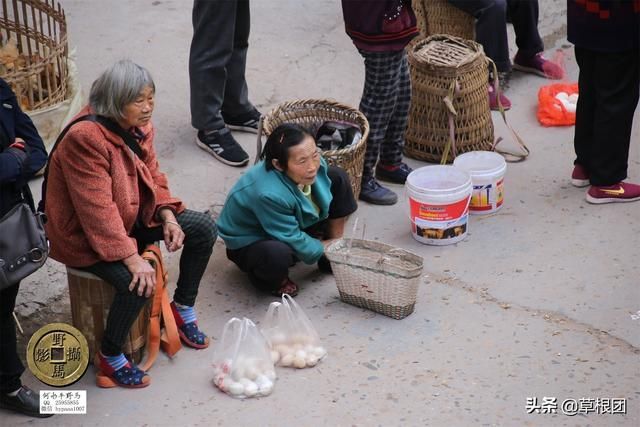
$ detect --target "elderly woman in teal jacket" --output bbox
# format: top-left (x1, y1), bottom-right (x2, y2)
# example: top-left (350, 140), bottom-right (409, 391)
top-left (217, 123), bottom-right (358, 296)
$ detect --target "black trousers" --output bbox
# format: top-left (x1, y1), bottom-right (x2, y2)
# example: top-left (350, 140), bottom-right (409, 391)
top-left (0, 283), bottom-right (23, 393)
top-left (574, 47), bottom-right (640, 186)
top-left (81, 209), bottom-right (217, 356)
top-left (226, 166), bottom-right (357, 292)
top-left (189, 0), bottom-right (255, 131)
top-left (449, 0), bottom-right (543, 72)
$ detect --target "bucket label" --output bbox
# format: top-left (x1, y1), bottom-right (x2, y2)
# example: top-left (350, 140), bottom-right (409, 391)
top-left (470, 179), bottom-right (504, 211)
top-left (413, 215), bottom-right (468, 240)
top-left (409, 197), bottom-right (470, 221)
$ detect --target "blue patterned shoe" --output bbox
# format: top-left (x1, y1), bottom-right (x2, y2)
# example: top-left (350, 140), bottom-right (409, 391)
top-left (95, 353), bottom-right (150, 389)
top-left (170, 301), bottom-right (210, 349)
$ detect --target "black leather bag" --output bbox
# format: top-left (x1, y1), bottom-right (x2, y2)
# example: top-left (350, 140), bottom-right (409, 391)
top-left (0, 185), bottom-right (48, 290)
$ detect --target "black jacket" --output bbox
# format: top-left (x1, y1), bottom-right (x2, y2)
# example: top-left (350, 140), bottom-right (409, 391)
top-left (0, 78), bottom-right (48, 216)
top-left (567, 0), bottom-right (640, 52)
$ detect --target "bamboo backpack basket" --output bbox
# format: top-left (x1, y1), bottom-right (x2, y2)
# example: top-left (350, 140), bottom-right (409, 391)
top-left (411, 0), bottom-right (474, 41)
top-left (405, 35), bottom-right (494, 163)
top-left (257, 99), bottom-right (369, 198)
top-left (0, 0), bottom-right (69, 111)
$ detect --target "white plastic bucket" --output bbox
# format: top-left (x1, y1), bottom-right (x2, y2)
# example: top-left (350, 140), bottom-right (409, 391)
top-left (405, 165), bottom-right (472, 246)
top-left (453, 151), bottom-right (507, 215)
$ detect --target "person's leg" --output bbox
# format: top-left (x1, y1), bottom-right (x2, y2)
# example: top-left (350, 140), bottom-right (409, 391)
top-left (189, 0), bottom-right (237, 132)
top-left (588, 49), bottom-right (640, 186)
top-left (452, 0), bottom-right (511, 72)
top-left (172, 210), bottom-right (217, 307)
top-left (507, 0), bottom-right (543, 56)
top-left (377, 53), bottom-right (413, 184)
top-left (358, 50), bottom-right (402, 205)
top-left (226, 240), bottom-right (297, 294)
top-left (573, 47), bottom-right (596, 177)
top-left (82, 262), bottom-right (149, 358)
top-left (221, 0), bottom-right (257, 121)
top-left (0, 283), bottom-right (23, 394)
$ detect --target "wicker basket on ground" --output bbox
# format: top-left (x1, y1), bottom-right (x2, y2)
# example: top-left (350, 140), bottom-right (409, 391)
top-left (404, 35), bottom-right (494, 164)
top-left (325, 238), bottom-right (424, 320)
top-left (0, 0), bottom-right (69, 111)
top-left (411, 0), bottom-right (474, 41)
top-left (259, 99), bottom-right (369, 198)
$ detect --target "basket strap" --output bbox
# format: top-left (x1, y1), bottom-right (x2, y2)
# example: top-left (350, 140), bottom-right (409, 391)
top-left (440, 80), bottom-right (460, 165)
top-left (489, 60), bottom-right (530, 163)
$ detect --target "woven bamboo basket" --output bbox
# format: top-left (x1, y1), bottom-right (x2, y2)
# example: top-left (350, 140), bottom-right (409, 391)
top-left (325, 239), bottom-right (424, 320)
top-left (260, 99), bottom-right (369, 198)
top-left (0, 0), bottom-right (69, 111)
top-left (412, 0), bottom-right (474, 41)
top-left (66, 268), bottom-right (150, 364)
top-left (405, 35), bottom-right (494, 164)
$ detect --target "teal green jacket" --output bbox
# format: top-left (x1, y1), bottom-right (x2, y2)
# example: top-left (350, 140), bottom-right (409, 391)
top-left (217, 158), bottom-right (333, 264)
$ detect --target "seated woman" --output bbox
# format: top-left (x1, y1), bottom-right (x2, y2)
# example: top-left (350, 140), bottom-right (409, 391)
top-left (44, 60), bottom-right (217, 389)
top-left (217, 123), bottom-right (358, 297)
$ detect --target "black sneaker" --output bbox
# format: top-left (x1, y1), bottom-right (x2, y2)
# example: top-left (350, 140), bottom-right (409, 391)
top-left (196, 128), bottom-right (249, 167)
top-left (223, 108), bottom-right (261, 134)
top-left (0, 386), bottom-right (53, 418)
top-left (359, 176), bottom-right (398, 205)
top-left (375, 162), bottom-right (413, 184)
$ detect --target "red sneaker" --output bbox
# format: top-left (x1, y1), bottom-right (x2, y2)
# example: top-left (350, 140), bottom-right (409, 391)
top-left (488, 84), bottom-right (511, 111)
top-left (586, 182), bottom-right (640, 204)
top-left (571, 164), bottom-right (590, 187)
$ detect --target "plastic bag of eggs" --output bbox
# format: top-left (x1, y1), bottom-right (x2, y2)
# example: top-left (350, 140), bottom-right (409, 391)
top-left (268, 333), bottom-right (327, 369)
top-left (554, 91), bottom-right (579, 113)
top-left (213, 357), bottom-right (276, 398)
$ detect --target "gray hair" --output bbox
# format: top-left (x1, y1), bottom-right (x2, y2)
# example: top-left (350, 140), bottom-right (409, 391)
top-left (89, 59), bottom-right (155, 120)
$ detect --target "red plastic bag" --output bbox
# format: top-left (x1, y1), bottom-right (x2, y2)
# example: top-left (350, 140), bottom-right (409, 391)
top-left (537, 82), bottom-right (579, 127)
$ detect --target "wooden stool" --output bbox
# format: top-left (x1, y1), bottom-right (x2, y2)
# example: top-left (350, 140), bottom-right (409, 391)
top-left (66, 267), bottom-right (150, 364)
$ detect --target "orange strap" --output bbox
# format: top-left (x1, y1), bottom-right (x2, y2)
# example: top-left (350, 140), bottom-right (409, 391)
top-left (138, 244), bottom-right (181, 372)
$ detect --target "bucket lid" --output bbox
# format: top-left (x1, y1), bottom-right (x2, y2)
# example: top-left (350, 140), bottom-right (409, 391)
top-left (453, 151), bottom-right (506, 177)
top-left (406, 165), bottom-right (471, 195)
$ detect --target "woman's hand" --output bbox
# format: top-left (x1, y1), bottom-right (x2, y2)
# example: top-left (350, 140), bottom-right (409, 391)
top-left (158, 208), bottom-right (185, 252)
top-left (123, 253), bottom-right (156, 297)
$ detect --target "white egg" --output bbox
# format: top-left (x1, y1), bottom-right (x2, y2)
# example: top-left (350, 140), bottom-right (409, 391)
top-left (231, 367), bottom-right (245, 382)
top-left (258, 381), bottom-right (274, 396)
top-left (293, 357), bottom-right (306, 369)
top-left (555, 91), bottom-right (569, 101)
top-left (274, 344), bottom-right (290, 355)
top-left (292, 343), bottom-right (304, 352)
top-left (568, 93), bottom-right (579, 103)
top-left (227, 381), bottom-right (244, 396)
top-left (313, 346), bottom-right (327, 359)
top-left (565, 103), bottom-right (576, 113)
top-left (243, 381), bottom-right (258, 397)
top-left (305, 355), bottom-right (319, 367)
top-left (280, 354), bottom-right (294, 367)
top-left (270, 350), bottom-right (280, 364)
top-left (265, 370), bottom-right (277, 381)
top-left (294, 350), bottom-right (307, 359)
top-left (255, 375), bottom-right (270, 386)
top-left (245, 367), bottom-right (260, 381)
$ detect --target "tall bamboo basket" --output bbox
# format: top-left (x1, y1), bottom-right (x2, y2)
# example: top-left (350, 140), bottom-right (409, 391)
top-left (0, 0), bottom-right (69, 111)
top-left (260, 99), bottom-right (369, 198)
top-left (404, 35), bottom-right (494, 163)
top-left (66, 268), bottom-right (150, 364)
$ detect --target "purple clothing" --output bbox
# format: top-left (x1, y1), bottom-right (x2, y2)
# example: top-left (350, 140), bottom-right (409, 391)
top-left (341, 0), bottom-right (419, 52)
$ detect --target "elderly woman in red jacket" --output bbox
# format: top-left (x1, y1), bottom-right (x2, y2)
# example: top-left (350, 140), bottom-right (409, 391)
top-left (44, 60), bottom-right (217, 389)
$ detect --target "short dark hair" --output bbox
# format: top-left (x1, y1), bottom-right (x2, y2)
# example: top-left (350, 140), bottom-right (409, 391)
top-left (261, 123), bottom-right (314, 171)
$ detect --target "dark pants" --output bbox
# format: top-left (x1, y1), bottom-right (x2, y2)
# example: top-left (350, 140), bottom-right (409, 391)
top-left (574, 47), bottom-right (640, 186)
top-left (358, 49), bottom-right (411, 178)
top-left (81, 209), bottom-right (217, 356)
top-left (226, 166), bottom-right (357, 292)
top-left (0, 283), bottom-right (23, 393)
top-left (449, 0), bottom-right (543, 72)
top-left (189, 0), bottom-right (255, 131)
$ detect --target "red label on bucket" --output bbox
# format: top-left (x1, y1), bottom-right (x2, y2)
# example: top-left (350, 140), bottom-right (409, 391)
top-left (409, 197), bottom-right (470, 221)
top-left (470, 179), bottom-right (504, 211)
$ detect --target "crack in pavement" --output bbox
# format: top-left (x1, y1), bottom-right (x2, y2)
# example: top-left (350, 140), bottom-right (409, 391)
top-left (429, 272), bottom-right (640, 355)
